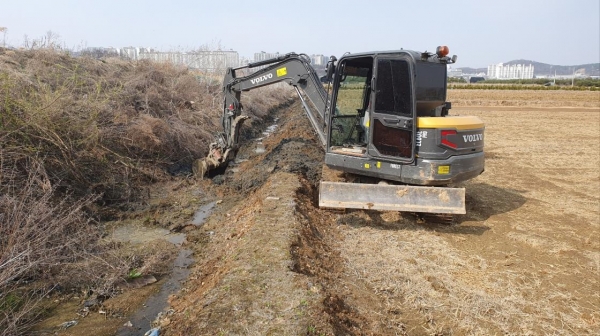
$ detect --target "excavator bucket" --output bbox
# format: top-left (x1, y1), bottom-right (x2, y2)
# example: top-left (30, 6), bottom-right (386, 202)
top-left (319, 181), bottom-right (466, 214)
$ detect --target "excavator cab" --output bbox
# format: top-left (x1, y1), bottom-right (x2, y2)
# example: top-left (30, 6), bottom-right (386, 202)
top-left (320, 50), bottom-right (485, 213)
top-left (329, 56), bottom-right (373, 149)
top-left (324, 50), bottom-right (483, 187)
top-left (326, 52), bottom-right (417, 175)
top-left (328, 54), bottom-right (417, 163)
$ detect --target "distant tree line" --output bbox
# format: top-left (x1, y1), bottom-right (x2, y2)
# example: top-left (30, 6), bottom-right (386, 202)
top-left (448, 77), bottom-right (599, 88)
top-left (448, 84), bottom-right (599, 91)
top-left (481, 78), bottom-right (599, 87)
top-left (447, 77), bottom-right (467, 83)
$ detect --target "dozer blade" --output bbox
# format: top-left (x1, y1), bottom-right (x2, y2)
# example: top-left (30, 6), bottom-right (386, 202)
top-left (319, 181), bottom-right (466, 214)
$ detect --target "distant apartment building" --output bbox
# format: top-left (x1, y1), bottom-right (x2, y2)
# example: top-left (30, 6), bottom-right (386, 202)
top-left (138, 50), bottom-right (240, 70)
top-left (254, 51), bottom-right (281, 63)
top-left (487, 63), bottom-right (534, 79)
top-left (447, 67), bottom-right (463, 77)
top-left (310, 54), bottom-right (327, 66)
top-left (119, 47), bottom-right (149, 60)
top-left (253, 52), bottom-right (327, 67)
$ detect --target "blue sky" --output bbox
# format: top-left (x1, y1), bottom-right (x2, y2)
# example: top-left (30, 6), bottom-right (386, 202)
top-left (1, 0), bottom-right (598, 68)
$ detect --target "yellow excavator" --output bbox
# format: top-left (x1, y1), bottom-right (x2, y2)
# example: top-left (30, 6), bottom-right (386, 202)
top-left (194, 46), bottom-right (484, 215)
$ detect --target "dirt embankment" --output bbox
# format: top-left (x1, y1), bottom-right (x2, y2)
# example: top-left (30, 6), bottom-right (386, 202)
top-left (165, 95), bottom-right (599, 335)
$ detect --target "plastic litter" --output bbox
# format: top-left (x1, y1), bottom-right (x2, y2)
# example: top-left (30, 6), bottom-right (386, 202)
top-left (144, 327), bottom-right (160, 336)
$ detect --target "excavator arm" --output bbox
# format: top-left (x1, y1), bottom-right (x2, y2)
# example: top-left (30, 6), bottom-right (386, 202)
top-left (194, 53), bottom-right (332, 177)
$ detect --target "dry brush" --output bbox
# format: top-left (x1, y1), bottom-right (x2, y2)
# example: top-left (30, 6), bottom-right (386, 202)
top-left (0, 47), bottom-right (293, 334)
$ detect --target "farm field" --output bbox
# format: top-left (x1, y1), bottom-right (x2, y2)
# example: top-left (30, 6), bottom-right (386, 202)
top-left (34, 90), bottom-right (599, 335)
top-left (162, 90), bottom-right (600, 335)
top-left (448, 88), bottom-right (599, 108)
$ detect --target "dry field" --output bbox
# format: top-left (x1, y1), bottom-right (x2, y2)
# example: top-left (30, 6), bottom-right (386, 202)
top-left (448, 89), bottom-right (600, 108)
top-left (161, 90), bottom-right (600, 335)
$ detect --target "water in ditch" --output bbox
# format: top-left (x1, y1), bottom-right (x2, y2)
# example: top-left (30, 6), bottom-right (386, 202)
top-left (114, 201), bottom-right (216, 335)
top-left (254, 118), bottom-right (279, 154)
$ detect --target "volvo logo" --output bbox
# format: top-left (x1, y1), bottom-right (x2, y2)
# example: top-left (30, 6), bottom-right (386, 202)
top-left (462, 134), bottom-right (483, 142)
top-left (250, 73), bottom-right (273, 85)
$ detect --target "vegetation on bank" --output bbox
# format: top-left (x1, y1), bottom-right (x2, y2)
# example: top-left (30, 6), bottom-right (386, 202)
top-left (0, 47), bottom-right (291, 335)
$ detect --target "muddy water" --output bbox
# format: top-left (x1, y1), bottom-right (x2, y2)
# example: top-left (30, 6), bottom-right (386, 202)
top-left (254, 119), bottom-right (279, 154)
top-left (115, 250), bottom-right (192, 336)
top-left (114, 202), bottom-right (216, 335)
top-left (191, 201), bottom-right (216, 225)
top-left (111, 225), bottom-right (185, 245)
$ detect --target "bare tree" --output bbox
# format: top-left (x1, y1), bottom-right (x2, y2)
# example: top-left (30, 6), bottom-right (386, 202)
top-left (22, 30), bottom-right (62, 50)
top-left (0, 27), bottom-right (7, 47)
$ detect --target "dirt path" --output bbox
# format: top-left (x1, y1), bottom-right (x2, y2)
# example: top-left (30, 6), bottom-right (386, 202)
top-left (164, 102), bottom-right (599, 335)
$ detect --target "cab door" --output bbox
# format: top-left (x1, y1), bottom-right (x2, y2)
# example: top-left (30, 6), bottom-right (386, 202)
top-left (368, 54), bottom-right (416, 163)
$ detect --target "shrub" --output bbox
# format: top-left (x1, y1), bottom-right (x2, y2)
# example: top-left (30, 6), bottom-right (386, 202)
top-left (0, 48), bottom-right (293, 205)
top-left (0, 161), bottom-right (98, 335)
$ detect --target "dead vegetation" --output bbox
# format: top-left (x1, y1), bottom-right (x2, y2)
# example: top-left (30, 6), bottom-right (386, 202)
top-left (0, 47), bottom-right (292, 204)
top-left (0, 163), bottom-right (98, 335)
top-left (0, 47), bottom-right (292, 334)
top-left (448, 89), bottom-right (600, 107)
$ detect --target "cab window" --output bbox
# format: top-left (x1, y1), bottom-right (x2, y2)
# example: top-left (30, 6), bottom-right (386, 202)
top-left (375, 59), bottom-right (412, 116)
top-left (330, 57), bottom-right (373, 146)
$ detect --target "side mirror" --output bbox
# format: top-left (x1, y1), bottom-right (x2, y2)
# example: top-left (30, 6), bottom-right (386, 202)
top-left (326, 56), bottom-right (337, 82)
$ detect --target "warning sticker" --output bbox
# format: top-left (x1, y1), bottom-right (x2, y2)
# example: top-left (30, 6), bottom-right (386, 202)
top-left (276, 67), bottom-right (287, 77)
top-left (438, 165), bottom-right (450, 175)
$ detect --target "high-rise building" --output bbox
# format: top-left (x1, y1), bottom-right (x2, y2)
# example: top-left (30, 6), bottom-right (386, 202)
top-left (487, 63), bottom-right (534, 79)
top-left (253, 52), bottom-right (281, 63)
top-left (138, 50), bottom-right (239, 70)
top-left (310, 54), bottom-right (327, 66)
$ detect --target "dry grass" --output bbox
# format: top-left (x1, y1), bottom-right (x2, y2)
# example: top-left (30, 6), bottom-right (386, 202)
top-left (337, 103), bottom-right (600, 335)
top-left (448, 89), bottom-right (600, 107)
top-left (0, 48), bottom-right (292, 204)
top-left (0, 163), bottom-right (98, 335)
top-left (0, 161), bottom-right (178, 335)
top-left (341, 218), bottom-right (597, 335)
